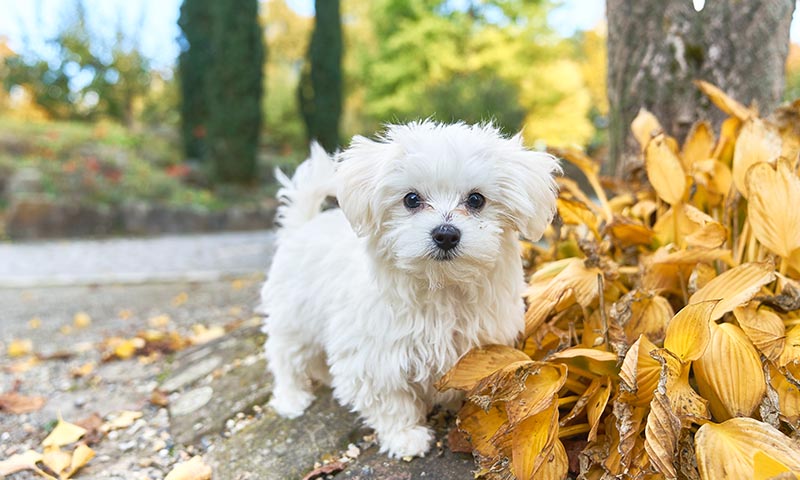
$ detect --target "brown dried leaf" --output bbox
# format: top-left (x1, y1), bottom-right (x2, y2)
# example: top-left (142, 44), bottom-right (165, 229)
top-left (436, 345), bottom-right (531, 391)
top-left (644, 392), bottom-right (681, 479)
top-left (694, 322), bottom-right (766, 421)
top-left (0, 391), bottom-right (46, 414)
top-left (689, 262), bottom-right (775, 320)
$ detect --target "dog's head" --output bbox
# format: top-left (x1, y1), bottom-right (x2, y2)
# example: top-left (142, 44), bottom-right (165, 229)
top-left (336, 121), bottom-right (560, 284)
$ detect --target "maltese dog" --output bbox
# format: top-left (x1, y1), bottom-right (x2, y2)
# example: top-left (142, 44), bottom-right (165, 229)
top-left (261, 121), bottom-right (559, 458)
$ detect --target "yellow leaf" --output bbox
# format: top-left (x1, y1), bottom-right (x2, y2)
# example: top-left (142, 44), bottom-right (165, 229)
top-left (682, 204), bottom-right (728, 249)
top-left (548, 347), bottom-right (619, 377)
top-left (164, 456), bottom-right (212, 480)
top-left (436, 345), bottom-right (531, 392)
top-left (753, 451), bottom-right (796, 480)
top-left (8, 339), bottom-right (33, 357)
top-left (70, 362), bottom-right (95, 378)
top-left (148, 314), bottom-right (171, 328)
top-left (72, 312), bottom-right (91, 329)
top-left (660, 351), bottom-right (710, 420)
top-left (457, 401), bottom-right (508, 458)
top-left (645, 134), bottom-right (687, 205)
top-left (733, 118), bottom-right (782, 198)
top-left (681, 120), bottom-right (715, 170)
top-left (623, 292), bottom-right (673, 344)
top-left (747, 160), bottom-right (800, 261)
top-left (770, 366), bottom-right (800, 425)
top-left (606, 217), bottom-right (656, 249)
top-left (557, 197), bottom-right (599, 237)
top-left (663, 301), bottom-right (717, 363)
top-left (694, 80), bottom-right (755, 121)
top-left (0, 450), bottom-right (48, 478)
top-left (42, 417), bottom-right (86, 448)
top-left (533, 439), bottom-right (568, 480)
top-left (644, 392), bottom-right (681, 479)
top-left (619, 335), bottom-right (661, 407)
top-left (586, 376), bottom-right (611, 441)
top-left (734, 305), bottom-right (786, 362)
top-left (468, 361), bottom-right (548, 409)
top-left (689, 262), bottom-right (776, 320)
top-left (505, 363), bottom-right (567, 424)
top-left (631, 108), bottom-right (663, 150)
top-left (779, 325), bottom-right (800, 368)
top-left (64, 444), bottom-right (95, 479)
top-left (101, 410), bottom-right (143, 432)
top-left (189, 324), bottom-right (225, 345)
top-left (28, 317), bottom-right (42, 329)
top-left (171, 292), bottom-right (188, 307)
top-left (712, 116), bottom-right (742, 163)
top-left (512, 397), bottom-right (559, 480)
top-left (42, 446), bottom-right (71, 477)
top-left (695, 417), bottom-right (800, 479)
top-left (694, 322), bottom-right (766, 421)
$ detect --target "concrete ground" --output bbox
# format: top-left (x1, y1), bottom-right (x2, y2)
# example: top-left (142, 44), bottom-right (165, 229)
top-left (0, 231), bottom-right (475, 480)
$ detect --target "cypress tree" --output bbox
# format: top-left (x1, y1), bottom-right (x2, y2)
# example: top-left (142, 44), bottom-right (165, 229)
top-left (298, 0), bottom-right (342, 153)
top-left (177, 0), bottom-right (212, 163)
top-left (206, 0), bottom-right (265, 183)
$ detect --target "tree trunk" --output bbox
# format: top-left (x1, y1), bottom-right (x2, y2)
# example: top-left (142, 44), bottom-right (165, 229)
top-left (606, 0), bottom-right (796, 176)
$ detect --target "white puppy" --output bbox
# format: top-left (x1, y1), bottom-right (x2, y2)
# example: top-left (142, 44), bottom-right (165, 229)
top-left (261, 121), bottom-right (559, 458)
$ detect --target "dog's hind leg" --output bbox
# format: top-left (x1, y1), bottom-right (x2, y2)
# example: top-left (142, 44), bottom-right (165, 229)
top-left (264, 334), bottom-right (317, 418)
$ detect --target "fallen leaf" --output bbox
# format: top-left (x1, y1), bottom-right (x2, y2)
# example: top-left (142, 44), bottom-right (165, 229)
top-left (64, 443), bottom-right (95, 478)
top-left (644, 392), bottom-right (681, 479)
top-left (74, 413), bottom-right (104, 445)
top-left (0, 450), bottom-right (45, 477)
top-left (301, 461), bottom-right (347, 480)
top-left (148, 314), bottom-right (171, 328)
top-left (28, 317), bottom-right (42, 329)
top-left (164, 455), bottom-right (212, 480)
top-left (8, 339), bottom-right (33, 357)
top-left (0, 391), bottom-right (46, 414)
top-left (436, 344), bottom-right (531, 391)
top-left (42, 417), bottom-right (87, 448)
top-left (171, 292), bottom-right (189, 307)
top-left (151, 389), bottom-right (170, 407)
top-left (101, 410), bottom-right (143, 432)
top-left (73, 312), bottom-right (91, 328)
top-left (42, 446), bottom-right (71, 477)
top-left (70, 362), bottom-right (95, 378)
top-left (189, 324), bottom-right (225, 345)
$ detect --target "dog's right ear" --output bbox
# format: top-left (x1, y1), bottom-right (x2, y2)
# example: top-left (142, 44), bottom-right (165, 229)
top-left (336, 135), bottom-right (399, 236)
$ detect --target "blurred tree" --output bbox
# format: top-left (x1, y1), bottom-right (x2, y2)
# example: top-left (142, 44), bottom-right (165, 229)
top-left (262, 0), bottom-right (312, 150)
top-left (206, 0), bottom-right (265, 183)
top-left (607, 0), bottom-right (797, 176)
top-left (2, 2), bottom-right (155, 126)
top-left (298, 0), bottom-right (343, 152)
top-left (178, 0), bottom-right (213, 162)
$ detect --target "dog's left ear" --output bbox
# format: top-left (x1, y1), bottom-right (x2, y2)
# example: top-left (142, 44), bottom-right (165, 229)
top-left (336, 135), bottom-right (401, 236)
top-left (497, 136), bottom-right (561, 241)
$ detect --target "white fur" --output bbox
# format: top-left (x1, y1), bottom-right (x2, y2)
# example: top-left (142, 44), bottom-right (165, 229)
top-left (261, 121), bottom-right (560, 458)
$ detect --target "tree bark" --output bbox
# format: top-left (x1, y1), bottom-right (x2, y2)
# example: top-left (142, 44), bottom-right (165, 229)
top-left (606, 0), bottom-right (796, 176)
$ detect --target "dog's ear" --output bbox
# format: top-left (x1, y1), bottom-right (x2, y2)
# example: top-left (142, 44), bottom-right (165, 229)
top-left (497, 137), bottom-right (561, 241)
top-left (336, 135), bottom-right (400, 236)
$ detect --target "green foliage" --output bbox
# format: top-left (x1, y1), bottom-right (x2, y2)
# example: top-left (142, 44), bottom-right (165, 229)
top-left (178, 0), bottom-right (213, 162)
top-left (2, 2), bottom-right (154, 126)
top-left (298, 0), bottom-right (343, 153)
top-left (206, 0), bottom-right (265, 184)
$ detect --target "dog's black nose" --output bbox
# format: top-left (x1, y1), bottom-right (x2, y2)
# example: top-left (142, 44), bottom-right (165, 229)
top-left (431, 224), bottom-right (461, 251)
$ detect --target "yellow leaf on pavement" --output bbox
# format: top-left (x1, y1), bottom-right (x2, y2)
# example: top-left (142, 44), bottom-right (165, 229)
top-left (42, 446), bottom-right (71, 477)
top-left (64, 443), bottom-right (95, 479)
top-left (42, 417), bottom-right (86, 448)
top-left (0, 450), bottom-right (48, 478)
top-left (8, 339), bottom-right (33, 358)
top-left (73, 312), bottom-right (91, 328)
top-left (164, 455), bottom-right (212, 480)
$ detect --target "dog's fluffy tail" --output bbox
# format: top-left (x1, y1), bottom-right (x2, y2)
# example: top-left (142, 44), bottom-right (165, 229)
top-left (274, 142), bottom-right (336, 237)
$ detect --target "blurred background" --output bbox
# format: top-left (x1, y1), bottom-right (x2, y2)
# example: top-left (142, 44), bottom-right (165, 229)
top-left (0, 0), bottom-right (797, 240)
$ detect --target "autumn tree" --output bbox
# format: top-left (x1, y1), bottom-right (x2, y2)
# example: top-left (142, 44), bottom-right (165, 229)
top-left (298, 0), bottom-right (343, 153)
top-left (606, 0), bottom-right (797, 175)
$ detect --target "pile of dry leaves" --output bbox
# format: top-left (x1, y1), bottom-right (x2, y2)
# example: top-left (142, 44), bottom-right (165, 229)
top-left (438, 81), bottom-right (800, 479)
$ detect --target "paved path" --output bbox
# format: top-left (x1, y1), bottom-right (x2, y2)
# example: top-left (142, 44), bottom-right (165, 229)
top-left (0, 230), bottom-right (276, 287)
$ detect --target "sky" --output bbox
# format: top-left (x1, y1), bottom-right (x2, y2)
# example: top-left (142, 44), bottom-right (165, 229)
top-left (0, 0), bottom-right (797, 71)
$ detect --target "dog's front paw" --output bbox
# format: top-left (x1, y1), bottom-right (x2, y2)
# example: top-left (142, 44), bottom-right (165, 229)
top-left (269, 388), bottom-right (314, 419)
top-left (379, 425), bottom-right (433, 459)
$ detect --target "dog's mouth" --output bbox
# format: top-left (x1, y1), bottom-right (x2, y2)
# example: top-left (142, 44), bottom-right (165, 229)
top-left (430, 248), bottom-right (459, 261)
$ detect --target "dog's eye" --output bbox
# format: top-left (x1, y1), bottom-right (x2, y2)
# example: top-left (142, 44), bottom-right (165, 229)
top-left (466, 192), bottom-right (485, 210)
top-left (403, 192), bottom-right (422, 209)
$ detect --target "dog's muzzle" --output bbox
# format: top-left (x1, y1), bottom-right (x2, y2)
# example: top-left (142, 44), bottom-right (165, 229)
top-left (431, 224), bottom-right (461, 252)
